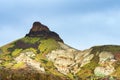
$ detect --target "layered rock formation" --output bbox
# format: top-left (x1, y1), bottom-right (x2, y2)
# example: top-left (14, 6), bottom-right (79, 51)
top-left (26, 22), bottom-right (63, 42)
top-left (46, 42), bottom-right (94, 75)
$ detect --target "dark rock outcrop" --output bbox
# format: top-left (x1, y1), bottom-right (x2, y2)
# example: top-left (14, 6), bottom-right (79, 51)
top-left (26, 22), bottom-right (63, 42)
top-left (30, 22), bottom-right (49, 32)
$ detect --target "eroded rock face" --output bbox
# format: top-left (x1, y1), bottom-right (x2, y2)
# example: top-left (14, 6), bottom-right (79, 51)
top-left (46, 42), bottom-right (94, 75)
top-left (14, 51), bottom-right (45, 73)
top-left (26, 22), bottom-right (63, 42)
top-left (31, 22), bottom-right (49, 32)
top-left (99, 52), bottom-right (114, 62)
top-left (94, 66), bottom-right (115, 77)
top-left (94, 51), bottom-right (116, 76)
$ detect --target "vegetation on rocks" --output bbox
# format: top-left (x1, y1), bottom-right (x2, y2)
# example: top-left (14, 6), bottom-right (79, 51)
top-left (1, 38), bottom-right (120, 79)
top-left (1, 22), bottom-right (120, 80)
top-left (11, 49), bottom-right (22, 57)
top-left (21, 37), bottom-right (41, 44)
top-left (38, 38), bottom-right (60, 53)
top-left (12, 62), bottom-right (25, 69)
top-left (91, 45), bottom-right (120, 54)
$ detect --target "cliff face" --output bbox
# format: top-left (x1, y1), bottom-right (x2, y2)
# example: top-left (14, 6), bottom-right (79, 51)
top-left (26, 22), bottom-right (63, 42)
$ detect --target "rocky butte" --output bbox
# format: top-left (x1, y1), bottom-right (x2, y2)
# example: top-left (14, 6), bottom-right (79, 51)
top-left (26, 22), bottom-right (63, 42)
top-left (0, 22), bottom-right (120, 80)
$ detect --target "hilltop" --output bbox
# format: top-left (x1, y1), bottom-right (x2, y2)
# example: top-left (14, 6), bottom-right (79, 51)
top-left (0, 22), bottom-right (120, 80)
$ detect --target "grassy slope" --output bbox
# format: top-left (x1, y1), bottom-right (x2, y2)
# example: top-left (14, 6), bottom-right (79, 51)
top-left (76, 45), bottom-right (120, 79)
top-left (91, 45), bottom-right (120, 54)
top-left (1, 38), bottom-right (120, 79)
top-left (0, 37), bottom-right (67, 80)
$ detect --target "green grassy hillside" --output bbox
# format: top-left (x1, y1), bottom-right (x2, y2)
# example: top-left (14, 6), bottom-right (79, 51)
top-left (1, 37), bottom-right (120, 80)
top-left (0, 37), bottom-right (65, 80)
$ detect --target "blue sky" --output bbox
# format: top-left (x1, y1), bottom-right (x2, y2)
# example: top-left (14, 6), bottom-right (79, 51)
top-left (0, 0), bottom-right (120, 50)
